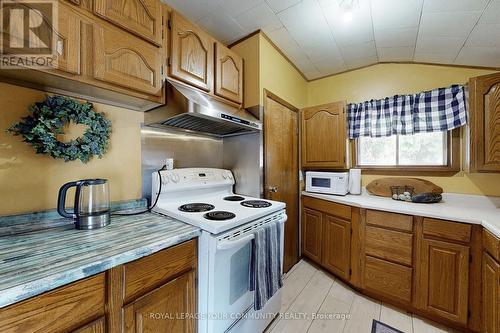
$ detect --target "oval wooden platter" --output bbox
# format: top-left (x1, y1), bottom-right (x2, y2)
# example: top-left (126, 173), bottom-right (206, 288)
top-left (366, 177), bottom-right (443, 197)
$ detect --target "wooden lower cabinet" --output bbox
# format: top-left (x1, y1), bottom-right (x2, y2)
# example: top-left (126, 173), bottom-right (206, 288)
top-left (483, 233), bottom-right (500, 333)
top-left (123, 270), bottom-right (196, 333)
top-left (302, 208), bottom-right (323, 263)
top-left (0, 239), bottom-right (197, 333)
top-left (416, 238), bottom-right (470, 325)
top-left (364, 256), bottom-right (412, 303)
top-left (322, 215), bottom-right (350, 280)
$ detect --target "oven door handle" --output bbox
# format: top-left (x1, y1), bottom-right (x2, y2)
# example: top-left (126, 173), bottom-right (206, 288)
top-left (217, 234), bottom-right (255, 251)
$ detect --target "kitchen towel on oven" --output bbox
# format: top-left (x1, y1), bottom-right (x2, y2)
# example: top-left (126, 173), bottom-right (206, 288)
top-left (250, 221), bottom-right (283, 311)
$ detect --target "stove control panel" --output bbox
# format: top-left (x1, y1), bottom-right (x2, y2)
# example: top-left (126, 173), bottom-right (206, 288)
top-left (153, 168), bottom-right (235, 194)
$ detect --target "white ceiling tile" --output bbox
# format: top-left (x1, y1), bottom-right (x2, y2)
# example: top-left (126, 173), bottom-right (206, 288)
top-left (265, 0), bottom-right (302, 13)
top-left (455, 46), bottom-right (500, 67)
top-left (197, 9), bottom-right (247, 43)
top-left (218, 0), bottom-right (263, 17)
top-left (371, 0), bottom-right (423, 29)
top-left (414, 52), bottom-right (457, 63)
top-left (416, 36), bottom-right (465, 54)
top-left (313, 58), bottom-right (348, 74)
top-left (345, 54), bottom-right (378, 69)
top-left (278, 0), bottom-right (344, 61)
top-left (321, 0), bottom-right (374, 46)
top-left (479, 1), bottom-right (500, 24)
top-left (266, 27), bottom-right (309, 61)
top-left (423, 0), bottom-right (489, 12)
top-left (235, 2), bottom-right (283, 33)
top-left (374, 27), bottom-right (418, 47)
top-left (377, 46), bottom-right (414, 61)
top-left (163, 0), bottom-right (222, 22)
top-left (294, 58), bottom-right (318, 72)
top-left (419, 11), bottom-right (482, 37)
top-left (303, 69), bottom-right (323, 80)
top-left (340, 41), bottom-right (378, 60)
top-left (466, 24), bottom-right (500, 47)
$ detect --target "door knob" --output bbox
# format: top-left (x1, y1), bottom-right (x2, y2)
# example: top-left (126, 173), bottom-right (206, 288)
top-left (268, 186), bottom-right (278, 193)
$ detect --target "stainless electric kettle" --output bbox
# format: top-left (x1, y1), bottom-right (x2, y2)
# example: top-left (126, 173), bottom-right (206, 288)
top-left (57, 179), bottom-right (111, 229)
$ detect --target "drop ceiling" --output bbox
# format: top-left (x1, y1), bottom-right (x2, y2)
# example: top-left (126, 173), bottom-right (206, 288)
top-left (162, 0), bottom-right (500, 80)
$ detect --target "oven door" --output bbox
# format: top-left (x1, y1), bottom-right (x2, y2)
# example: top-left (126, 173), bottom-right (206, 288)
top-left (207, 212), bottom-right (287, 333)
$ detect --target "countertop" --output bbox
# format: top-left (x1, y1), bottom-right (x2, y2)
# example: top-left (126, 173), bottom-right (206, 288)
top-left (0, 212), bottom-right (200, 308)
top-left (302, 190), bottom-right (500, 238)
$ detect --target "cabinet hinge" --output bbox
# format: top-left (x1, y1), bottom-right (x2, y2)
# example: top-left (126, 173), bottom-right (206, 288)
top-left (167, 57), bottom-right (172, 67)
top-left (469, 254), bottom-right (473, 263)
top-left (468, 310), bottom-right (471, 318)
top-left (161, 65), bottom-right (164, 76)
top-left (349, 268), bottom-right (352, 276)
top-left (168, 18), bottom-right (172, 30)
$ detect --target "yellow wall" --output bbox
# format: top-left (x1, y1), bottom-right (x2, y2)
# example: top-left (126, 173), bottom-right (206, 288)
top-left (0, 83), bottom-right (143, 215)
top-left (259, 35), bottom-right (308, 109)
top-left (230, 34), bottom-right (260, 108)
top-left (307, 63), bottom-right (500, 197)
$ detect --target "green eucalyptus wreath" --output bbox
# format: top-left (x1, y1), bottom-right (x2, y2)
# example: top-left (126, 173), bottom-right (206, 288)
top-left (7, 95), bottom-right (111, 163)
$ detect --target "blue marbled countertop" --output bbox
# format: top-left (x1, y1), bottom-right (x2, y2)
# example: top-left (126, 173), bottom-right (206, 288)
top-left (0, 212), bottom-right (200, 308)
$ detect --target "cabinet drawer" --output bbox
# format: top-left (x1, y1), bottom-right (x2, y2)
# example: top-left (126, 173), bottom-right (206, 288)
top-left (366, 210), bottom-right (413, 232)
top-left (422, 218), bottom-right (471, 243)
top-left (302, 196), bottom-right (351, 221)
top-left (0, 274), bottom-right (105, 333)
top-left (124, 239), bottom-right (197, 302)
top-left (365, 226), bottom-right (413, 266)
top-left (364, 256), bottom-right (412, 303)
top-left (483, 229), bottom-right (500, 262)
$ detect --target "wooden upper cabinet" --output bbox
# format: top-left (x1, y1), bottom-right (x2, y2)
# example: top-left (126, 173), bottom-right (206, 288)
top-left (322, 215), bottom-right (350, 280)
top-left (417, 238), bottom-right (470, 324)
top-left (123, 271), bottom-right (196, 333)
top-left (214, 42), bottom-right (243, 104)
top-left (170, 12), bottom-right (214, 92)
top-left (52, 3), bottom-right (82, 74)
top-left (93, 21), bottom-right (162, 96)
top-left (469, 72), bottom-right (500, 172)
top-left (301, 101), bottom-right (347, 169)
top-left (93, 0), bottom-right (162, 45)
top-left (301, 208), bottom-right (323, 263)
top-left (483, 253), bottom-right (500, 333)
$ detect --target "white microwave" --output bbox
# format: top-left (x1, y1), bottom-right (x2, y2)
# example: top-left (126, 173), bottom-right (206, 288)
top-left (305, 171), bottom-right (349, 195)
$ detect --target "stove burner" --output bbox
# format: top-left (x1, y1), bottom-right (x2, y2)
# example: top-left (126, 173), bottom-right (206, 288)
top-left (204, 211), bottom-right (236, 221)
top-left (223, 195), bottom-right (245, 201)
top-left (241, 200), bottom-right (272, 208)
top-left (178, 203), bottom-right (215, 213)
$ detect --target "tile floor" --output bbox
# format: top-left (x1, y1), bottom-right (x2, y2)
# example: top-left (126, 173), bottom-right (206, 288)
top-left (265, 260), bottom-right (458, 333)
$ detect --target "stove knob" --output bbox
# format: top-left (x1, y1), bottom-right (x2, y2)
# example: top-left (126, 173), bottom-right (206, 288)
top-left (222, 173), bottom-right (228, 180)
top-left (170, 173), bottom-right (180, 183)
top-left (225, 171), bottom-right (233, 180)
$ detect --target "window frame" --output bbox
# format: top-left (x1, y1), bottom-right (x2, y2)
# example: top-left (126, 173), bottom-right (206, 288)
top-left (350, 128), bottom-right (461, 175)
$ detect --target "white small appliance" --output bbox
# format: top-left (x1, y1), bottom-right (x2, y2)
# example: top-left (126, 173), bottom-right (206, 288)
top-left (305, 171), bottom-right (349, 195)
top-left (152, 168), bottom-right (287, 333)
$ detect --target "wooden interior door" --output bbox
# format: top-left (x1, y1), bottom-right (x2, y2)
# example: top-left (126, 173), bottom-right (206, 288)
top-left (301, 101), bottom-right (347, 169)
top-left (418, 238), bottom-right (470, 324)
top-left (322, 214), bottom-right (350, 279)
top-left (483, 252), bottom-right (500, 333)
top-left (93, 0), bottom-right (162, 45)
top-left (170, 12), bottom-right (213, 92)
top-left (264, 92), bottom-right (299, 273)
top-left (123, 271), bottom-right (196, 333)
top-left (214, 42), bottom-right (243, 104)
top-left (93, 22), bottom-right (162, 96)
top-left (469, 72), bottom-right (500, 172)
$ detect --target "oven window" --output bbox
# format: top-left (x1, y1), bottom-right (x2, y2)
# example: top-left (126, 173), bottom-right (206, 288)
top-left (312, 177), bottom-right (331, 188)
top-left (230, 242), bottom-right (251, 305)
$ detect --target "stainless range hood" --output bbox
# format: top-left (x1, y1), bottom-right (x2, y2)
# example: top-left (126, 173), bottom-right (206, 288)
top-left (144, 80), bottom-right (262, 137)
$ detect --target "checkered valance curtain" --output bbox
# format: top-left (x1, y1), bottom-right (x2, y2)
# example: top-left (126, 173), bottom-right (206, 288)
top-left (347, 84), bottom-right (468, 139)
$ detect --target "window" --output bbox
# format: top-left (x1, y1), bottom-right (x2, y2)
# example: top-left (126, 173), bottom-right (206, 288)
top-left (354, 130), bottom-right (459, 172)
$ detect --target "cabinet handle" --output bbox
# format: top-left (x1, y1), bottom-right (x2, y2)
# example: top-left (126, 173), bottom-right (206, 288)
top-left (56, 40), bottom-right (64, 56)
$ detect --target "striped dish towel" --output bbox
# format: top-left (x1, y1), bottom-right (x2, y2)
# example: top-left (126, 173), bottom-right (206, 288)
top-left (250, 221), bottom-right (283, 310)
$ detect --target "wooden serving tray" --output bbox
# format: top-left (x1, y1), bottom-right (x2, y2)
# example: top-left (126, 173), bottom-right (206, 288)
top-left (366, 177), bottom-right (443, 197)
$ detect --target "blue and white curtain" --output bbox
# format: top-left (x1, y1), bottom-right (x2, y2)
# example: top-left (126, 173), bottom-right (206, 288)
top-left (347, 84), bottom-right (468, 139)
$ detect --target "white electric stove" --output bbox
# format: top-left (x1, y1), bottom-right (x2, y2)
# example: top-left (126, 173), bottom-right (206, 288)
top-left (152, 168), bottom-right (287, 333)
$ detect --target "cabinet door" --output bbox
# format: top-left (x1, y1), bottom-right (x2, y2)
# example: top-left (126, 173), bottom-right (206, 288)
top-left (93, 22), bottom-right (162, 96)
top-left (483, 253), bottom-right (500, 333)
top-left (322, 215), bottom-right (350, 279)
top-left (170, 12), bottom-right (213, 92)
top-left (53, 3), bottom-right (81, 74)
top-left (72, 317), bottom-right (105, 333)
top-left (301, 208), bottom-right (322, 263)
top-left (94, 0), bottom-right (162, 45)
top-left (214, 42), bottom-right (243, 104)
top-left (469, 72), bottom-right (500, 172)
top-left (301, 101), bottom-right (347, 168)
top-left (124, 270), bottom-right (196, 333)
top-left (418, 238), bottom-right (469, 324)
